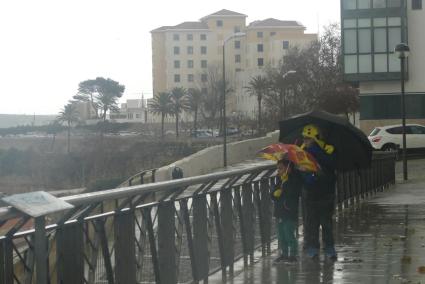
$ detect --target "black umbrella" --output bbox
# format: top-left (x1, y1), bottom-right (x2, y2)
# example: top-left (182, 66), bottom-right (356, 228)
top-left (279, 110), bottom-right (373, 171)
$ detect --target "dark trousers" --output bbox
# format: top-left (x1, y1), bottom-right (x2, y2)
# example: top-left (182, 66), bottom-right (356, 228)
top-left (304, 198), bottom-right (335, 250)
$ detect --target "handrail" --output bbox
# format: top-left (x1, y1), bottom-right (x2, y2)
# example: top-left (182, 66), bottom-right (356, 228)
top-left (0, 161), bottom-right (275, 221)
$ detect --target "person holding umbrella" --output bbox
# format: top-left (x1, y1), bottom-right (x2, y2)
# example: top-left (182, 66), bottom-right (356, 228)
top-left (300, 124), bottom-right (337, 260)
top-left (258, 143), bottom-right (320, 263)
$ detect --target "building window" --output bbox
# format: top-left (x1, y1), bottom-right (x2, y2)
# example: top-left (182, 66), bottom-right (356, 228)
top-left (173, 34), bottom-right (180, 41)
top-left (257, 31), bottom-right (263, 38)
top-left (174, 74), bottom-right (180, 82)
top-left (187, 60), bottom-right (194, 68)
top-left (235, 68), bottom-right (242, 72)
top-left (187, 46), bottom-right (193, 54)
top-left (344, 30), bottom-right (357, 53)
top-left (187, 34), bottom-right (193, 40)
top-left (344, 55), bottom-right (358, 73)
top-left (200, 34), bottom-right (207, 40)
top-left (234, 26), bottom-right (240, 33)
top-left (201, 74), bottom-right (208, 82)
top-left (217, 20), bottom-right (223, 27)
top-left (173, 46), bottom-right (180, 55)
top-left (257, 58), bottom-right (264, 66)
top-left (282, 41), bottom-right (290, 49)
top-left (201, 46), bottom-right (207, 54)
top-left (388, 0), bottom-right (401, 7)
top-left (343, 0), bottom-right (357, 9)
top-left (188, 74), bottom-right (194, 82)
top-left (373, 0), bottom-right (386, 8)
top-left (412, 0), bottom-right (422, 9)
top-left (235, 40), bottom-right (241, 49)
top-left (358, 0), bottom-right (371, 9)
top-left (174, 60), bottom-right (180, 68)
top-left (270, 31), bottom-right (276, 36)
top-left (201, 60), bottom-right (207, 68)
top-left (136, 114), bottom-right (141, 119)
top-left (257, 44), bottom-right (263, 52)
top-left (235, 54), bottom-right (241, 63)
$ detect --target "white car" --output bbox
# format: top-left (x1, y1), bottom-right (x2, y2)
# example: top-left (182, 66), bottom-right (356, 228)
top-left (368, 124), bottom-right (425, 151)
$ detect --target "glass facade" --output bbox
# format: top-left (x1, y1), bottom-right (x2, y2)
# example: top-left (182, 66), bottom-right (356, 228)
top-left (341, 0), bottom-right (407, 81)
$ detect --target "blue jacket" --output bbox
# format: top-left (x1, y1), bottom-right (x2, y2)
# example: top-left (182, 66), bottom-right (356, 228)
top-left (303, 143), bottom-right (336, 201)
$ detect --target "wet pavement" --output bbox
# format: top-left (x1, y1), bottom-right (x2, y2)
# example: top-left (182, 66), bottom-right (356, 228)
top-left (210, 159), bottom-right (425, 284)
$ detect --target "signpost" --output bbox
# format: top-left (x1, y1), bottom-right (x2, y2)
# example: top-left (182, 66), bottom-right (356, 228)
top-left (3, 191), bottom-right (73, 284)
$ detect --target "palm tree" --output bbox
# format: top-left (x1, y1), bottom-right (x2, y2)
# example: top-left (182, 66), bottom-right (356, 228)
top-left (187, 88), bottom-right (204, 137)
top-left (57, 103), bottom-right (79, 153)
top-left (169, 87), bottom-right (189, 137)
top-left (244, 75), bottom-right (269, 134)
top-left (148, 92), bottom-right (172, 137)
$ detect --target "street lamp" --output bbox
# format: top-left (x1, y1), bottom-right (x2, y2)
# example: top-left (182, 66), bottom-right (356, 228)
top-left (280, 70), bottom-right (297, 119)
top-left (222, 32), bottom-right (246, 167)
top-left (394, 43), bottom-right (410, 181)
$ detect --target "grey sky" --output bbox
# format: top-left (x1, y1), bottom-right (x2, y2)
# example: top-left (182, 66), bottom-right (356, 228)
top-left (0, 0), bottom-right (340, 115)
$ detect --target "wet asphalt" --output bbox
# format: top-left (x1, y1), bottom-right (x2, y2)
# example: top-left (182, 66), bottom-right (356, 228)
top-left (213, 159), bottom-right (425, 284)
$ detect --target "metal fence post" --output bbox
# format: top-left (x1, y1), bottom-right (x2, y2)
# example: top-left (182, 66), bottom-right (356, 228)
top-left (158, 202), bottom-right (177, 284)
top-left (56, 222), bottom-right (84, 284)
top-left (115, 211), bottom-right (136, 284)
top-left (34, 216), bottom-right (48, 284)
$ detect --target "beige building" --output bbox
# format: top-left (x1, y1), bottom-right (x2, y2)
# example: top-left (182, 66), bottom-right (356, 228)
top-left (110, 99), bottom-right (148, 123)
top-left (151, 9), bottom-right (317, 120)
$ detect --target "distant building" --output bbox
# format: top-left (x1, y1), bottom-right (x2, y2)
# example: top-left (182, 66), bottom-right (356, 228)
top-left (73, 101), bottom-right (97, 121)
top-left (151, 9), bottom-right (317, 119)
top-left (110, 99), bottom-right (148, 123)
top-left (341, 0), bottom-right (425, 133)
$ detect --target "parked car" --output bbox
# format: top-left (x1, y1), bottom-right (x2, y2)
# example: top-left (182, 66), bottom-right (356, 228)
top-left (190, 129), bottom-right (213, 138)
top-left (368, 124), bottom-right (425, 151)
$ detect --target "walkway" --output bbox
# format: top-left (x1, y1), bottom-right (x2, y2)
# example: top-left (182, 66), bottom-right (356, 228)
top-left (210, 159), bottom-right (425, 284)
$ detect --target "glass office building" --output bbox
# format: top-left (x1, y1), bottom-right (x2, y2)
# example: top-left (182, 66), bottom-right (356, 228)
top-left (342, 0), bottom-right (425, 131)
top-left (342, 0), bottom-right (407, 82)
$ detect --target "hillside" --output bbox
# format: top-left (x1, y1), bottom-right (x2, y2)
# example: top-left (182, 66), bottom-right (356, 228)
top-left (0, 114), bottom-right (56, 128)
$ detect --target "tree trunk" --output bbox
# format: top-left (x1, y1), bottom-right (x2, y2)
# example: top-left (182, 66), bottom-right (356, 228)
top-left (67, 121), bottom-right (71, 154)
top-left (279, 90), bottom-right (284, 120)
top-left (193, 109), bottom-right (198, 137)
top-left (258, 97), bottom-right (262, 134)
top-left (175, 113), bottom-right (179, 137)
top-left (161, 113), bottom-right (165, 137)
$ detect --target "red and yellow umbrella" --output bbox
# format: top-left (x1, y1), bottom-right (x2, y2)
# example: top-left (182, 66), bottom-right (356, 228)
top-left (258, 143), bottom-right (320, 172)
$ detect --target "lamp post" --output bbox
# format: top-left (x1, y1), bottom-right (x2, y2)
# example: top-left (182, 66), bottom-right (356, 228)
top-left (394, 43), bottom-right (410, 181)
top-left (280, 70), bottom-right (297, 119)
top-left (222, 32), bottom-right (246, 167)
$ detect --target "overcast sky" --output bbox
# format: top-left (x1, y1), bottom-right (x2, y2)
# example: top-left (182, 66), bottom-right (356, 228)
top-left (0, 0), bottom-right (340, 115)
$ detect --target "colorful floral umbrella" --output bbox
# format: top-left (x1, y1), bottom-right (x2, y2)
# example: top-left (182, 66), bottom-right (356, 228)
top-left (258, 143), bottom-right (320, 172)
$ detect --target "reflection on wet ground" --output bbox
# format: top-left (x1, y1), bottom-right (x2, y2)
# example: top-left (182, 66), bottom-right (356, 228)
top-left (215, 160), bottom-right (425, 284)
top-left (220, 202), bottom-right (425, 284)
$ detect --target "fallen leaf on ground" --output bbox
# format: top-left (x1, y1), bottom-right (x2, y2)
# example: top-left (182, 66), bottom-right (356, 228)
top-left (417, 266), bottom-right (425, 273)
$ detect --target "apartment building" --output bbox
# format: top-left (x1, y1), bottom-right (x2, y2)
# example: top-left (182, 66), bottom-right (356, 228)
top-left (151, 9), bottom-right (316, 119)
top-left (341, 0), bottom-right (425, 133)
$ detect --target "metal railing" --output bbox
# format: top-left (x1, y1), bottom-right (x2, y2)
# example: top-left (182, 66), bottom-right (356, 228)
top-left (0, 152), bottom-right (395, 284)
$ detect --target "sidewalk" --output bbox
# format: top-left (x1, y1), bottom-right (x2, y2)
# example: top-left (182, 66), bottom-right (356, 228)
top-left (212, 159), bottom-right (425, 284)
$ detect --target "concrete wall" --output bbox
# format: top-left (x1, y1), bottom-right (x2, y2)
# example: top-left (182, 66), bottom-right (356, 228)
top-left (153, 130), bottom-right (279, 181)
